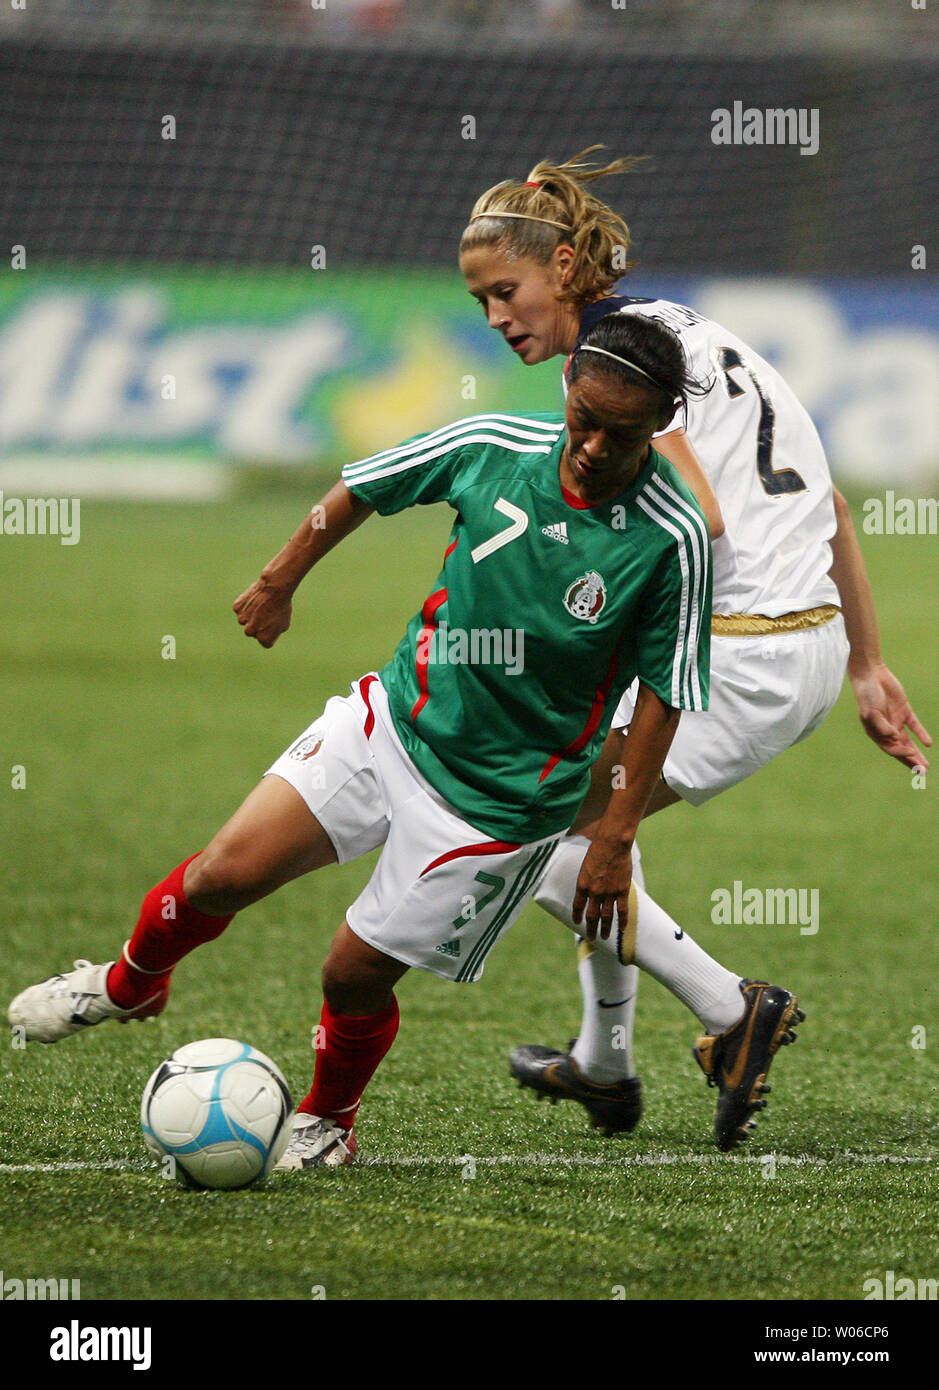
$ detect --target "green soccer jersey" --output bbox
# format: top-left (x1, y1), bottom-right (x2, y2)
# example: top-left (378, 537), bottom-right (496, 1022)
top-left (342, 411), bottom-right (711, 841)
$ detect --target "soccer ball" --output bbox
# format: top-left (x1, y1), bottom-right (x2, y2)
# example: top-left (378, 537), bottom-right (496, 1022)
top-left (141, 1038), bottom-right (294, 1189)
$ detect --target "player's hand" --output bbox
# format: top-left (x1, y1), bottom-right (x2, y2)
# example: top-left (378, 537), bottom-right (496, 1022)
top-left (850, 662), bottom-right (931, 771)
top-left (232, 575), bottom-right (294, 648)
top-left (572, 837), bottom-right (633, 943)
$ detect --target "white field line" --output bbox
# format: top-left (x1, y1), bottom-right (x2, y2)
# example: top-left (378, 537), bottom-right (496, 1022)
top-left (0, 1152), bottom-right (934, 1175)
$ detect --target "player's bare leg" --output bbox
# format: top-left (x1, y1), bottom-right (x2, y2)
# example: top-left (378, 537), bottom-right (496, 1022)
top-left (321, 921), bottom-right (410, 1014)
top-left (183, 774), bottom-right (339, 914)
top-left (7, 775), bottom-right (339, 1043)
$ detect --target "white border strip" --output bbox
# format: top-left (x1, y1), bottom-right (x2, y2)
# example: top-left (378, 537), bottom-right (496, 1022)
top-left (0, 458), bottom-right (231, 500)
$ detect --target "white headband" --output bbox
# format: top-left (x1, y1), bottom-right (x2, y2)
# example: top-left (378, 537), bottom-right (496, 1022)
top-left (575, 344), bottom-right (659, 385)
top-left (469, 210), bottom-right (573, 233)
top-left (575, 344), bottom-right (679, 403)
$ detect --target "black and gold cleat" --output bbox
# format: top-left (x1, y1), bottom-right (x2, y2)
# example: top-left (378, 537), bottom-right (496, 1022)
top-left (692, 979), bottom-right (805, 1152)
top-left (508, 1044), bottom-right (642, 1136)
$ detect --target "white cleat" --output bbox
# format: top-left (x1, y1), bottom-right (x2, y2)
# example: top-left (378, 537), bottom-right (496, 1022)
top-left (274, 1113), bottom-right (357, 1170)
top-left (8, 956), bottom-right (168, 1043)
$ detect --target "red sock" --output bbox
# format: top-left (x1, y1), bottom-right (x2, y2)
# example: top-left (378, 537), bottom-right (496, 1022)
top-left (299, 996), bottom-right (400, 1130)
top-left (107, 853), bottom-right (234, 1008)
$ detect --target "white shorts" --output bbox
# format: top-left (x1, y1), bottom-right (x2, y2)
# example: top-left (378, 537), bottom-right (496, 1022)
top-left (613, 614), bottom-right (849, 804)
top-left (265, 675), bottom-right (561, 982)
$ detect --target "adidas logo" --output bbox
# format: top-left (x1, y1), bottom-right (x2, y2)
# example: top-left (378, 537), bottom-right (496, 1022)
top-left (435, 940), bottom-right (461, 958)
top-left (541, 521), bottom-right (569, 544)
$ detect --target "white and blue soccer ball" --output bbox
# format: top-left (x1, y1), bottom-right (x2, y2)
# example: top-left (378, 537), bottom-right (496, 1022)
top-left (141, 1038), bottom-right (294, 1190)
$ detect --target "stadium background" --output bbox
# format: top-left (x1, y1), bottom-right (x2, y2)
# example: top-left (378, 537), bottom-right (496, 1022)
top-left (0, 0), bottom-right (937, 494)
top-left (0, 0), bottom-right (937, 1315)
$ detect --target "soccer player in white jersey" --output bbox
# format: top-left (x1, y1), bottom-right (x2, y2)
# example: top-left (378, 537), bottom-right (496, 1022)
top-left (9, 316), bottom-right (718, 1169)
top-left (459, 148), bottom-right (931, 1150)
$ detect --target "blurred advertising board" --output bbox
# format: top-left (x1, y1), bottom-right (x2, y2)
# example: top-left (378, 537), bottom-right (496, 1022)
top-left (0, 268), bottom-right (935, 494)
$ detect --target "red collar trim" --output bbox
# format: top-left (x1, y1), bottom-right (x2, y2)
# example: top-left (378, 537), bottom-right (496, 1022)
top-left (561, 483), bottom-right (603, 511)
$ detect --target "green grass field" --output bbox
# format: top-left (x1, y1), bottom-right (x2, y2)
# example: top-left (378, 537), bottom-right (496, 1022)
top-left (1, 496), bottom-right (936, 1303)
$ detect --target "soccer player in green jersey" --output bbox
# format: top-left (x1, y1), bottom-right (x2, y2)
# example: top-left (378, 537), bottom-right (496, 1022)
top-left (9, 314), bottom-right (711, 1170)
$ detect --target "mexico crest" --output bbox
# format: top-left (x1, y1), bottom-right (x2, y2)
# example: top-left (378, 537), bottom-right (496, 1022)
top-left (564, 571), bottom-right (607, 624)
top-left (289, 734), bottom-right (323, 762)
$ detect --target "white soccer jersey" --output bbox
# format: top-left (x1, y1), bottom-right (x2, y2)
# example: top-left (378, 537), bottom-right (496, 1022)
top-left (577, 296), bottom-right (840, 618)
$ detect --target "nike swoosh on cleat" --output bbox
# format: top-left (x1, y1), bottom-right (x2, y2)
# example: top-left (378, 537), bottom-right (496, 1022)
top-left (721, 989), bottom-right (764, 1091)
top-left (598, 996), bottom-right (634, 1008)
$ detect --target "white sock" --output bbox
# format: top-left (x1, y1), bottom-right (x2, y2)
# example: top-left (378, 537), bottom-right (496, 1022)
top-left (570, 842), bottom-right (644, 1083)
top-left (534, 835), bottom-right (745, 1035)
top-left (571, 951), bottom-right (639, 1082)
top-left (632, 888), bottom-right (743, 1033)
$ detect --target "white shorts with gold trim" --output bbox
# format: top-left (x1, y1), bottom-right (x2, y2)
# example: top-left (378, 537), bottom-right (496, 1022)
top-left (613, 614), bottom-right (850, 805)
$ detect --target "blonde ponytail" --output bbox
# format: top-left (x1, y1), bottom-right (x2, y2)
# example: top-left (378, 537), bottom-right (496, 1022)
top-left (461, 146), bottom-right (646, 303)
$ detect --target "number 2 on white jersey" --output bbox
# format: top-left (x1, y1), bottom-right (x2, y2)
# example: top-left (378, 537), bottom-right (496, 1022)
top-left (714, 346), bottom-right (807, 497)
top-left (471, 498), bottom-right (529, 563)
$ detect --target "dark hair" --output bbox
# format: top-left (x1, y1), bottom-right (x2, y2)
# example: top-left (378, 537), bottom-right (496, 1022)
top-left (568, 312), bottom-right (711, 416)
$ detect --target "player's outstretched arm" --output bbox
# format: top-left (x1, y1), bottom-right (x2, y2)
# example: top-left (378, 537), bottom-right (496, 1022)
top-left (233, 481), bottom-right (374, 648)
top-left (573, 684), bottom-right (681, 941)
top-left (829, 487), bottom-right (931, 770)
